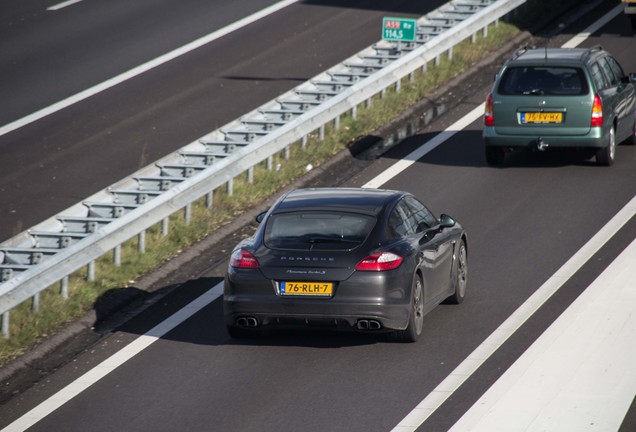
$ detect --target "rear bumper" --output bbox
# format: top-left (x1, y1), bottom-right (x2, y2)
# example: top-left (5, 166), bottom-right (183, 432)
top-left (223, 269), bottom-right (413, 331)
top-left (483, 126), bottom-right (606, 149)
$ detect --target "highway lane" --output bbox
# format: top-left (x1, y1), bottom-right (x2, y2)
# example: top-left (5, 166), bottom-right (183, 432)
top-left (0, 0), bottom-right (281, 125)
top-left (0, 0), bottom-right (446, 242)
top-left (1, 1), bottom-right (635, 431)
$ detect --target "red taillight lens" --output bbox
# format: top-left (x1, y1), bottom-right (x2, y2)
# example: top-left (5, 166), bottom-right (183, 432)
top-left (591, 94), bottom-right (603, 127)
top-left (230, 249), bottom-right (260, 269)
top-left (355, 252), bottom-right (403, 272)
top-left (484, 94), bottom-right (495, 127)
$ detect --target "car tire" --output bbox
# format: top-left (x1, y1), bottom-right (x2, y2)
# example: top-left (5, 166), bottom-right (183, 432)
top-left (445, 240), bottom-right (468, 305)
top-left (485, 147), bottom-right (505, 166)
top-left (596, 126), bottom-right (616, 166)
top-left (395, 274), bottom-right (424, 343)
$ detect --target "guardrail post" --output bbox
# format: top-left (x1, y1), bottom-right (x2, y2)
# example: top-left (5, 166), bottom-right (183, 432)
top-left (366, 97), bottom-right (372, 109)
top-left (87, 261), bottom-right (95, 281)
top-left (138, 231), bottom-right (146, 254)
top-left (483, 23), bottom-right (488, 38)
top-left (184, 203), bottom-right (192, 225)
top-left (435, 55), bottom-right (441, 66)
top-left (266, 156), bottom-right (273, 170)
top-left (284, 146), bottom-right (290, 160)
top-left (2, 312), bottom-right (8, 338)
top-left (352, 105), bottom-right (357, 120)
top-left (471, 32), bottom-right (477, 44)
top-left (448, 47), bottom-right (453, 62)
top-left (162, 217), bottom-right (169, 236)
top-left (334, 115), bottom-right (340, 130)
top-left (114, 245), bottom-right (121, 266)
top-left (61, 276), bottom-right (69, 300)
top-left (227, 178), bottom-right (234, 196)
top-left (396, 79), bottom-right (401, 93)
top-left (301, 136), bottom-right (308, 149)
top-left (247, 167), bottom-right (254, 183)
top-left (319, 125), bottom-right (325, 141)
top-left (205, 191), bottom-right (213, 209)
top-left (32, 293), bottom-right (40, 312)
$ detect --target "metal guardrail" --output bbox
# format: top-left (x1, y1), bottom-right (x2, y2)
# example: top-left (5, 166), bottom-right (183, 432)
top-left (0, 0), bottom-right (526, 336)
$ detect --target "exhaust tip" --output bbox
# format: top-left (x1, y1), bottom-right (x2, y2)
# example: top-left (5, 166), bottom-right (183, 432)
top-left (357, 319), bottom-right (382, 331)
top-left (236, 316), bottom-right (259, 327)
top-left (368, 320), bottom-right (381, 330)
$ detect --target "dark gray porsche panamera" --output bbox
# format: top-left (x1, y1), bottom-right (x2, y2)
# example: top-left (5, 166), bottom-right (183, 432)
top-left (223, 188), bottom-right (467, 342)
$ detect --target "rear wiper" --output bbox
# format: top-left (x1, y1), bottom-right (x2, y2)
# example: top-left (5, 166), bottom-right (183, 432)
top-left (307, 237), bottom-right (359, 244)
top-left (523, 88), bottom-right (544, 95)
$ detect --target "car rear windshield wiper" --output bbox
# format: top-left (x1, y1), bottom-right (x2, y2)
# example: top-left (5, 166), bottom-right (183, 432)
top-left (523, 88), bottom-right (545, 95)
top-left (306, 237), bottom-right (360, 244)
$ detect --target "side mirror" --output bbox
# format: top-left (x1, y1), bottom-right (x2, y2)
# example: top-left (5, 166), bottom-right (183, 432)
top-left (255, 211), bottom-right (267, 223)
top-left (440, 214), bottom-right (456, 229)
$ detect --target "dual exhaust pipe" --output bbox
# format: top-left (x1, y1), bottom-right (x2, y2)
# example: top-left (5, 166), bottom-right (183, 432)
top-left (236, 316), bottom-right (258, 327)
top-left (357, 319), bottom-right (382, 330)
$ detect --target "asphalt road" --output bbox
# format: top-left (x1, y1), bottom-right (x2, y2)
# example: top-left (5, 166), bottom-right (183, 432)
top-left (0, 0), bottom-right (445, 241)
top-left (1, 1), bottom-right (635, 431)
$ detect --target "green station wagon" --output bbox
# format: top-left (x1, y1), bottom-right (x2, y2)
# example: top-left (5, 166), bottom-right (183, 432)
top-left (483, 46), bottom-right (636, 166)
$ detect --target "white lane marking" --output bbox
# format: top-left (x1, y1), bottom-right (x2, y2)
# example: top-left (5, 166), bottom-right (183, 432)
top-left (449, 238), bottom-right (636, 432)
top-left (47, 0), bottom-right (83, 11)
top-left (1, 284), bottom-right (224, 432)
top-left (362, 104), bottom-right (484, 189)
top-left (390, 198), bottom-right (636, 432)
top-left (0, 0), bottom-right (299, 138)
top-left (561, 3), bottom-right (625, 48)
top-left (391, 5), bottom-right (629, 431)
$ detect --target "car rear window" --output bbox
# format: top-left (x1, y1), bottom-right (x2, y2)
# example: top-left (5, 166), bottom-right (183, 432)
top-left (498, 66), bottom-right (589, 96)
top-left (264, 212), bottom-right (375, 250)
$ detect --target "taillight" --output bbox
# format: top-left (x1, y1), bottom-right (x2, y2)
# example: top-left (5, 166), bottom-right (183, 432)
top-left (355, 252), bottom-right (403, 272)
top-left (591, 94), bottom-right (603, 127)
top-left (484, 94), bottom-right (494, 127)
top-left (230, 249), bottom-right (259, 269)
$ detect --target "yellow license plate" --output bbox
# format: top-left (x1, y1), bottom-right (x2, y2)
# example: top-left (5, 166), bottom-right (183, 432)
top-left (280, 281), bottom-right (333, 296)
top-left (523, 112), bottom-right (563, 123)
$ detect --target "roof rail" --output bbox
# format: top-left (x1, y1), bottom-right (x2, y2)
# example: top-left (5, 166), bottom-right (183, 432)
top-left (511, 46), bottom-right (530, 61)
top-left (582, 44), bottom-right (603, 60)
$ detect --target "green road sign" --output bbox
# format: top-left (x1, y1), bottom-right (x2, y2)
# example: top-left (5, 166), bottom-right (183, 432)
top-left (382, 17), bottom-right (417, 42)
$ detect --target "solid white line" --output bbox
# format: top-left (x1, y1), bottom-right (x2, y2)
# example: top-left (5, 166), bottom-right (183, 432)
top-left (449, 238), bottom-right (636, 432)
top-left (390, 5), bottom-right (629, 431)
top-left (1, 283), bottom-right (224, 432)
top-left (391, 196), bottom-right (636, 432)
top-left (362, 104), bottom-right (485, 189)
top-left (47, 0), bottom-right (83, 11)
top-left (0, 0), bottom-right (299, 138)
top-left (561, 3), bottom-right (624, 48)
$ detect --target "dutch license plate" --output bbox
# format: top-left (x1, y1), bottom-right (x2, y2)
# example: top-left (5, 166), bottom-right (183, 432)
top-left (280, 281), bottom-right (333, 296)
top-left (522, 112), bottom-right (563, 124)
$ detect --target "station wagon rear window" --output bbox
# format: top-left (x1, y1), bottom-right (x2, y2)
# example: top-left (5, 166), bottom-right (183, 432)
top-left (264, 212), bottom-right (375, 250)
top-left (498, 66), bottom-right (589, 96)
